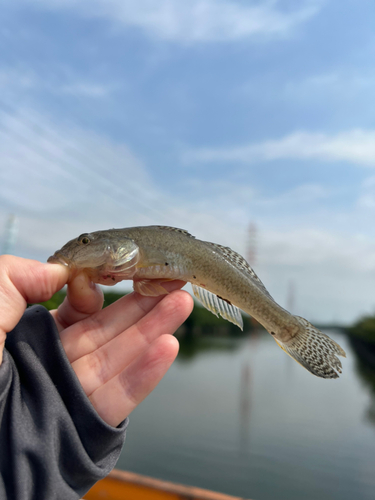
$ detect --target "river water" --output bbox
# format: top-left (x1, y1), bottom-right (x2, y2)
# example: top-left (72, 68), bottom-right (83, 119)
top-left (116, 330), bottom-right (375, 500)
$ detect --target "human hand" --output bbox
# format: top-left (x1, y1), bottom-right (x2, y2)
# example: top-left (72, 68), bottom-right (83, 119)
top-left (51, 273), bottom-right (193, 427)
top-left (0, 256), bottom-right (193, 427)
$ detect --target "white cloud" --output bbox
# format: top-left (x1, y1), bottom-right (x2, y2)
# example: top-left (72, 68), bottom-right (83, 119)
top-left (260, 227), bottom-right (375, 271)
top-left (283, 70), bottom-right (375, 100)
top-left (0, 68), bottom-right (36, 91)
top-left (58, 82), bottom-right (115, 98)
top-left (248, 226), bottom-right (375, 323)
top-left (0, 66), bottom-right (115, 100)
top-left (0, 108), bottom-right (253, 262)
top-left (18, 0), bottom-right (322, 43)
top-left (0, 108), bottom-right (167, 246)
top-left (185, 129), bottom-right (375, 167)
top-left (258, 183), bottom-right (331, 206)
top-left (1, 106), bottom-right (375, 323)
top-left (357, 175), bottom-right (375, 209)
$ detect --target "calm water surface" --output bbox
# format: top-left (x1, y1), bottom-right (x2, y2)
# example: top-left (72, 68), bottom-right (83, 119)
top-left (117, 331), bottom-right (375, 500)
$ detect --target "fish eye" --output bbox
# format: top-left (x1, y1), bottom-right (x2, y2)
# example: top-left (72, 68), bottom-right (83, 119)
top-left (78, 234), bottom-right (90, 245)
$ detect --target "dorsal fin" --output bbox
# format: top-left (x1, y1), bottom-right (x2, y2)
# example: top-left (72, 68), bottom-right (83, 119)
top-left (153, 226), bottom-right (195, 238)
top-left (205, 242), bottom-right (274, 301)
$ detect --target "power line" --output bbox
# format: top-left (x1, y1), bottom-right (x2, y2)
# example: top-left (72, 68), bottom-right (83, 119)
top-left (0, 100), bottom-right (184, 223)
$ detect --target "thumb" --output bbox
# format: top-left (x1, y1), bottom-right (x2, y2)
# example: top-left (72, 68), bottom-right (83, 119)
top-left (0, 255), bottom-right (69, 364)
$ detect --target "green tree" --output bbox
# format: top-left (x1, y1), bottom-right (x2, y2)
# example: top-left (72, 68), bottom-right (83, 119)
top-left (348, 314), bottom-right (375, 342)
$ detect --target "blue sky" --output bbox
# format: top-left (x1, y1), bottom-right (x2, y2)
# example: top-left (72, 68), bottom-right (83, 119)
top-left (1, 0), bottom-right (375, 323)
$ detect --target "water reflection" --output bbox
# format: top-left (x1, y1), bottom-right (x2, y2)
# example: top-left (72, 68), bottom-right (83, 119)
top-left (237, 330), bottom-right (261, 455)
top-left (239, 361), bottom-right (251, 451)
top-left (118, 330), bottom-right (375, 500)
top-left (176, 334), bottom-right (241, 362)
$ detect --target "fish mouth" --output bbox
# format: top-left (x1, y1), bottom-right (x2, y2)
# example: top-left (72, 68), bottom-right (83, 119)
top-left (47, 253), bottom-right (71, 267)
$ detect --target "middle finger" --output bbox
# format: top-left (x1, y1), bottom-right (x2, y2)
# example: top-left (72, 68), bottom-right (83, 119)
top-left (60, 280), bottom-right (186, 362)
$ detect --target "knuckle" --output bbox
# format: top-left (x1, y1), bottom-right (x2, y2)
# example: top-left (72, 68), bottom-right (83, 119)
top-left (119, 370), bottom-right (139, 407)
top-left (72, 314), bottom-right (110, 353)
top-left (88, 348), bottom-right (112, 385)
top-left (78, 313), bottom-right (105, 340)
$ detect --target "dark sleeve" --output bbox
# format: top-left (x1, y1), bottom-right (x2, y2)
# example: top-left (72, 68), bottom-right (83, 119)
top-left (0, 305), bottom-right (128, 500)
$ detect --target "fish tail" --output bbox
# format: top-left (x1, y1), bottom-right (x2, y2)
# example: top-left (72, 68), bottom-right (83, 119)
top-left (274, 316), bottom-right (346, 379)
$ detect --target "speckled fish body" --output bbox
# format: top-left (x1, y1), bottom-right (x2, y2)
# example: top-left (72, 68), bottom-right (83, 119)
top-left (48, 225), bottom-right (346, 379)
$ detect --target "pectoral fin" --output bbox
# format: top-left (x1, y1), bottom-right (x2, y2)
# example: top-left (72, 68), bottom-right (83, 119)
top-left (192, 285), bottom-right (243, 330)
top-left (133, 279), bottom-right (172, 296)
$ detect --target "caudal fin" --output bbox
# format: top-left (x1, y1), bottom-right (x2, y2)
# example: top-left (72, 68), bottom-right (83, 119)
top-left (274, 316), bottom-right (346, 379)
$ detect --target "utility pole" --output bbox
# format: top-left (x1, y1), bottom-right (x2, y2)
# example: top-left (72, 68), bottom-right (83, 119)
top-left (246, 222), bottom-right (257, 267)
top-left (2, 214), bottom-right (18, 255)
top-left (246, 222), bottom-right (260, 329)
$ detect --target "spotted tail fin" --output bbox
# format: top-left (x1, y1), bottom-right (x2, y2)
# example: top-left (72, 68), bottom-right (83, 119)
top-left (274, 316), bottom-right (346, 379)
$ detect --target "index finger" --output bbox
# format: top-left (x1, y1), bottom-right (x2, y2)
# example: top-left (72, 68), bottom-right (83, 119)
top-left (59, 280), bottom-right (187, 362)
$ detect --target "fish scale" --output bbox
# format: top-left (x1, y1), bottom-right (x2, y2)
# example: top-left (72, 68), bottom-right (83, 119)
top-left (204, 242), bottom-right (274, 301)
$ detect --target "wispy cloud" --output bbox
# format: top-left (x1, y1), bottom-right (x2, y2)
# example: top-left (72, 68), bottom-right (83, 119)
top-left (19, 0), bottom-right (323, 43)
top-left (279, 69), bottom-right (375, 111)
top-left (0, 66), bottom-right (115, 99)
top-left (284, 70), bottom-right (375, 96)
top-left (185, 129), bottom-right (375, 167)
top-left (237, 68), bottom-right (375, 110)
top-left (0, 107), bottom-right (162, 226)
top-left (0, 68), bottom-right (37, 93)
top-left (1, 106), bottom-right (375, 323)
top-left (258, 227), bottom-right (375, 321)
top-left (357, 175), bottom-right (375, 209)
top-left (58, 82), bottom-right (115, 98)
top-left (0, 107), bottom-right (248, 257)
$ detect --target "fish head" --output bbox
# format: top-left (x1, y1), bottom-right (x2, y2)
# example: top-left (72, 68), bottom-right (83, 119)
top-left (47, 231), bottom-right (139, 284)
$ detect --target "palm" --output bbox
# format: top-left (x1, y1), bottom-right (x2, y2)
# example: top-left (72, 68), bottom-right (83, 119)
top-left (50, 275), bottom-right (193, 427)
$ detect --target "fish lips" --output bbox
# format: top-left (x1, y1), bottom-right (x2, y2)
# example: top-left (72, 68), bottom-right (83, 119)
top-left (47, 253), bottom-right (71, 267)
